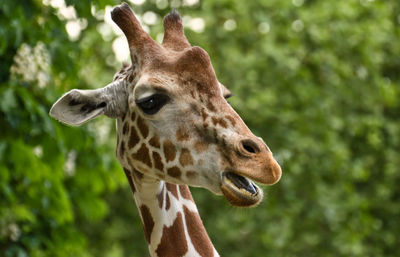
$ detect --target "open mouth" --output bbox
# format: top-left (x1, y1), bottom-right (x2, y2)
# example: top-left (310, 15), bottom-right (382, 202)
top-left (221, 171), bottom-right (263, 207)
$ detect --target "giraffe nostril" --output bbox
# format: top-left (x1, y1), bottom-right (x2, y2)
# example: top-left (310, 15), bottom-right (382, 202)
top-left (240, 139), bottom-right (260, 155)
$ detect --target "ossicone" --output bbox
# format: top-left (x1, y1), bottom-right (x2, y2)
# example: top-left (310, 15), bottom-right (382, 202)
top-left (162, 9), bottom-right (191, 51)
top-left (111, 2), bottom-right (160, 64)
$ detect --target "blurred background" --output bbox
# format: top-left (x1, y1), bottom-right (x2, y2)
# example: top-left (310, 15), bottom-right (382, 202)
top-left (1, 0), bottom-right (400, 256)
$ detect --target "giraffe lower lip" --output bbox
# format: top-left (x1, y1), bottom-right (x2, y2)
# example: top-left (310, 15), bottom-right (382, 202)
top-left (220, 172), bottom-right (263, 207)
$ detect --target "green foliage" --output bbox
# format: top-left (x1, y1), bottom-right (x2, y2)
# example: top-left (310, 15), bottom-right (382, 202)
top-left (1, 0), bottom-right (400, 256)
top-left (1, 0), bottom-right (126, 256)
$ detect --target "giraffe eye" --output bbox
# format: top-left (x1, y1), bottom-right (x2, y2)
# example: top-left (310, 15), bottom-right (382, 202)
top-left (136, 94), bottom-right (170, 115)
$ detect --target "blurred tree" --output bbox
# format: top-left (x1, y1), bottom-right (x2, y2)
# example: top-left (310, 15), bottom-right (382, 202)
top-left (0, 0), bottom-right (127, 256)
top-left (1, 0), bottom-right (399, 257)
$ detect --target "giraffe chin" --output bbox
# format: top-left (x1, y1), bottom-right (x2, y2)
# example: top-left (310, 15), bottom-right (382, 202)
top-left (220, 172), bottom-right (263, 207)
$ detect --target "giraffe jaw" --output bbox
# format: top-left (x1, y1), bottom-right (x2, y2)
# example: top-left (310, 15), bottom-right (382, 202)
top-left (220, 172), bottom-right (263, 207)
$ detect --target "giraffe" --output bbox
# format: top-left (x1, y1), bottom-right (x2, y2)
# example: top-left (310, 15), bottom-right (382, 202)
top-left (49, 3), bottom-right (282, 257)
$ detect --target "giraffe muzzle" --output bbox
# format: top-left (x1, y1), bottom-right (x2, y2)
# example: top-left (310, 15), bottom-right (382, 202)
top-left (220, 171), bottom-right (263, 207)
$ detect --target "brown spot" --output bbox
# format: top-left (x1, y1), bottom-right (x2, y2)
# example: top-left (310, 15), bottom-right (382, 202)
top-left (194, 141), bottom-right (208, 153)
top-left (123, 168), bottom-right (136, 193)
top-left (131, 112), bottom-right (136, 121)
top-left (149, 134), bottom-right (161, 149)
top-left (211, 116), bottom-right (228, 128)
top-left (211, 117), bottom-right (218, 126)
top-left (140, 205), bottom-right (155, 244)
top-left (128, 126), bottom-right (140, 148)
top-left (133, 144), bottom-right (152, 168)
top-left (166, 192), bottom-right (171, 210)
top-left (213, 128), bottom-right (218, 142)
top-left (163, 139), bottom-right (176, 162)
top-left (122, 122), bottom-right (129, 135)
top-left (179, 148), bottom-right (194, 167)
top-left (179, 185), bottom-right (193, 201)
top-left (206, 100), bottom-right (217, 112)
top-left (190, 90), bottom-right (196, 98)
top-left (176, 126), bottom-right (190, 141)
top-left (137, 116), bottom-right (149, 139)
top-left (201, 108), bottom-right (208, 121)
top-left (226, 115), bottom-right (236, 126)
top-left (183, 206), bottom-right (214, 257)
top-left (128, 73), bottom-right (133, 82)
top-left (119, 141), bottom-right (126, 156)
top-left (194, 80), bottom-right (213, 97)
top-left (121, 111), bottom-right (128, 121)
top-left (219, 118), bottom-right (228, 128)
top-left (155, 212), bottom-right (188, 257)
top-left (166, 183), bottom-right (179, 199)
top-left (152, 151), bottom-right (164, 172)
top-left (157, 184), bottom-right (165, 209)
top-left (186, 171), bottom-right (198, 180)
top-left (167, 166), bottom-right (182, 178)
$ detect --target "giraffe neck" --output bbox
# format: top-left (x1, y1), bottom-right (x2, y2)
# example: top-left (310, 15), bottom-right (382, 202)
top-left (114, 70), bottom-right (218, 256)
top-left (123, 168), bottom-right (219, 257)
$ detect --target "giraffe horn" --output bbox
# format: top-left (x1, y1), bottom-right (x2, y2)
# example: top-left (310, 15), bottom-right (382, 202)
top-left (162, 9), bottom-right (191, 51)
top-left (111, 3), bottom-right (160, 62)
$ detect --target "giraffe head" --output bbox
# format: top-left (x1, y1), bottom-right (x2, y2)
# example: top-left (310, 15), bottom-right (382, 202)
top-left (50, 3), bottom-right (281, 207)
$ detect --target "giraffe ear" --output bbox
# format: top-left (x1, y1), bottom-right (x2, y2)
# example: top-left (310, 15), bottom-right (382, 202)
top-left (219, 83), bottom-right (233, 98)
top-left (50, 81), bottom-right (128, 126)
top-left (50, 89), bottom-right (107, 126)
